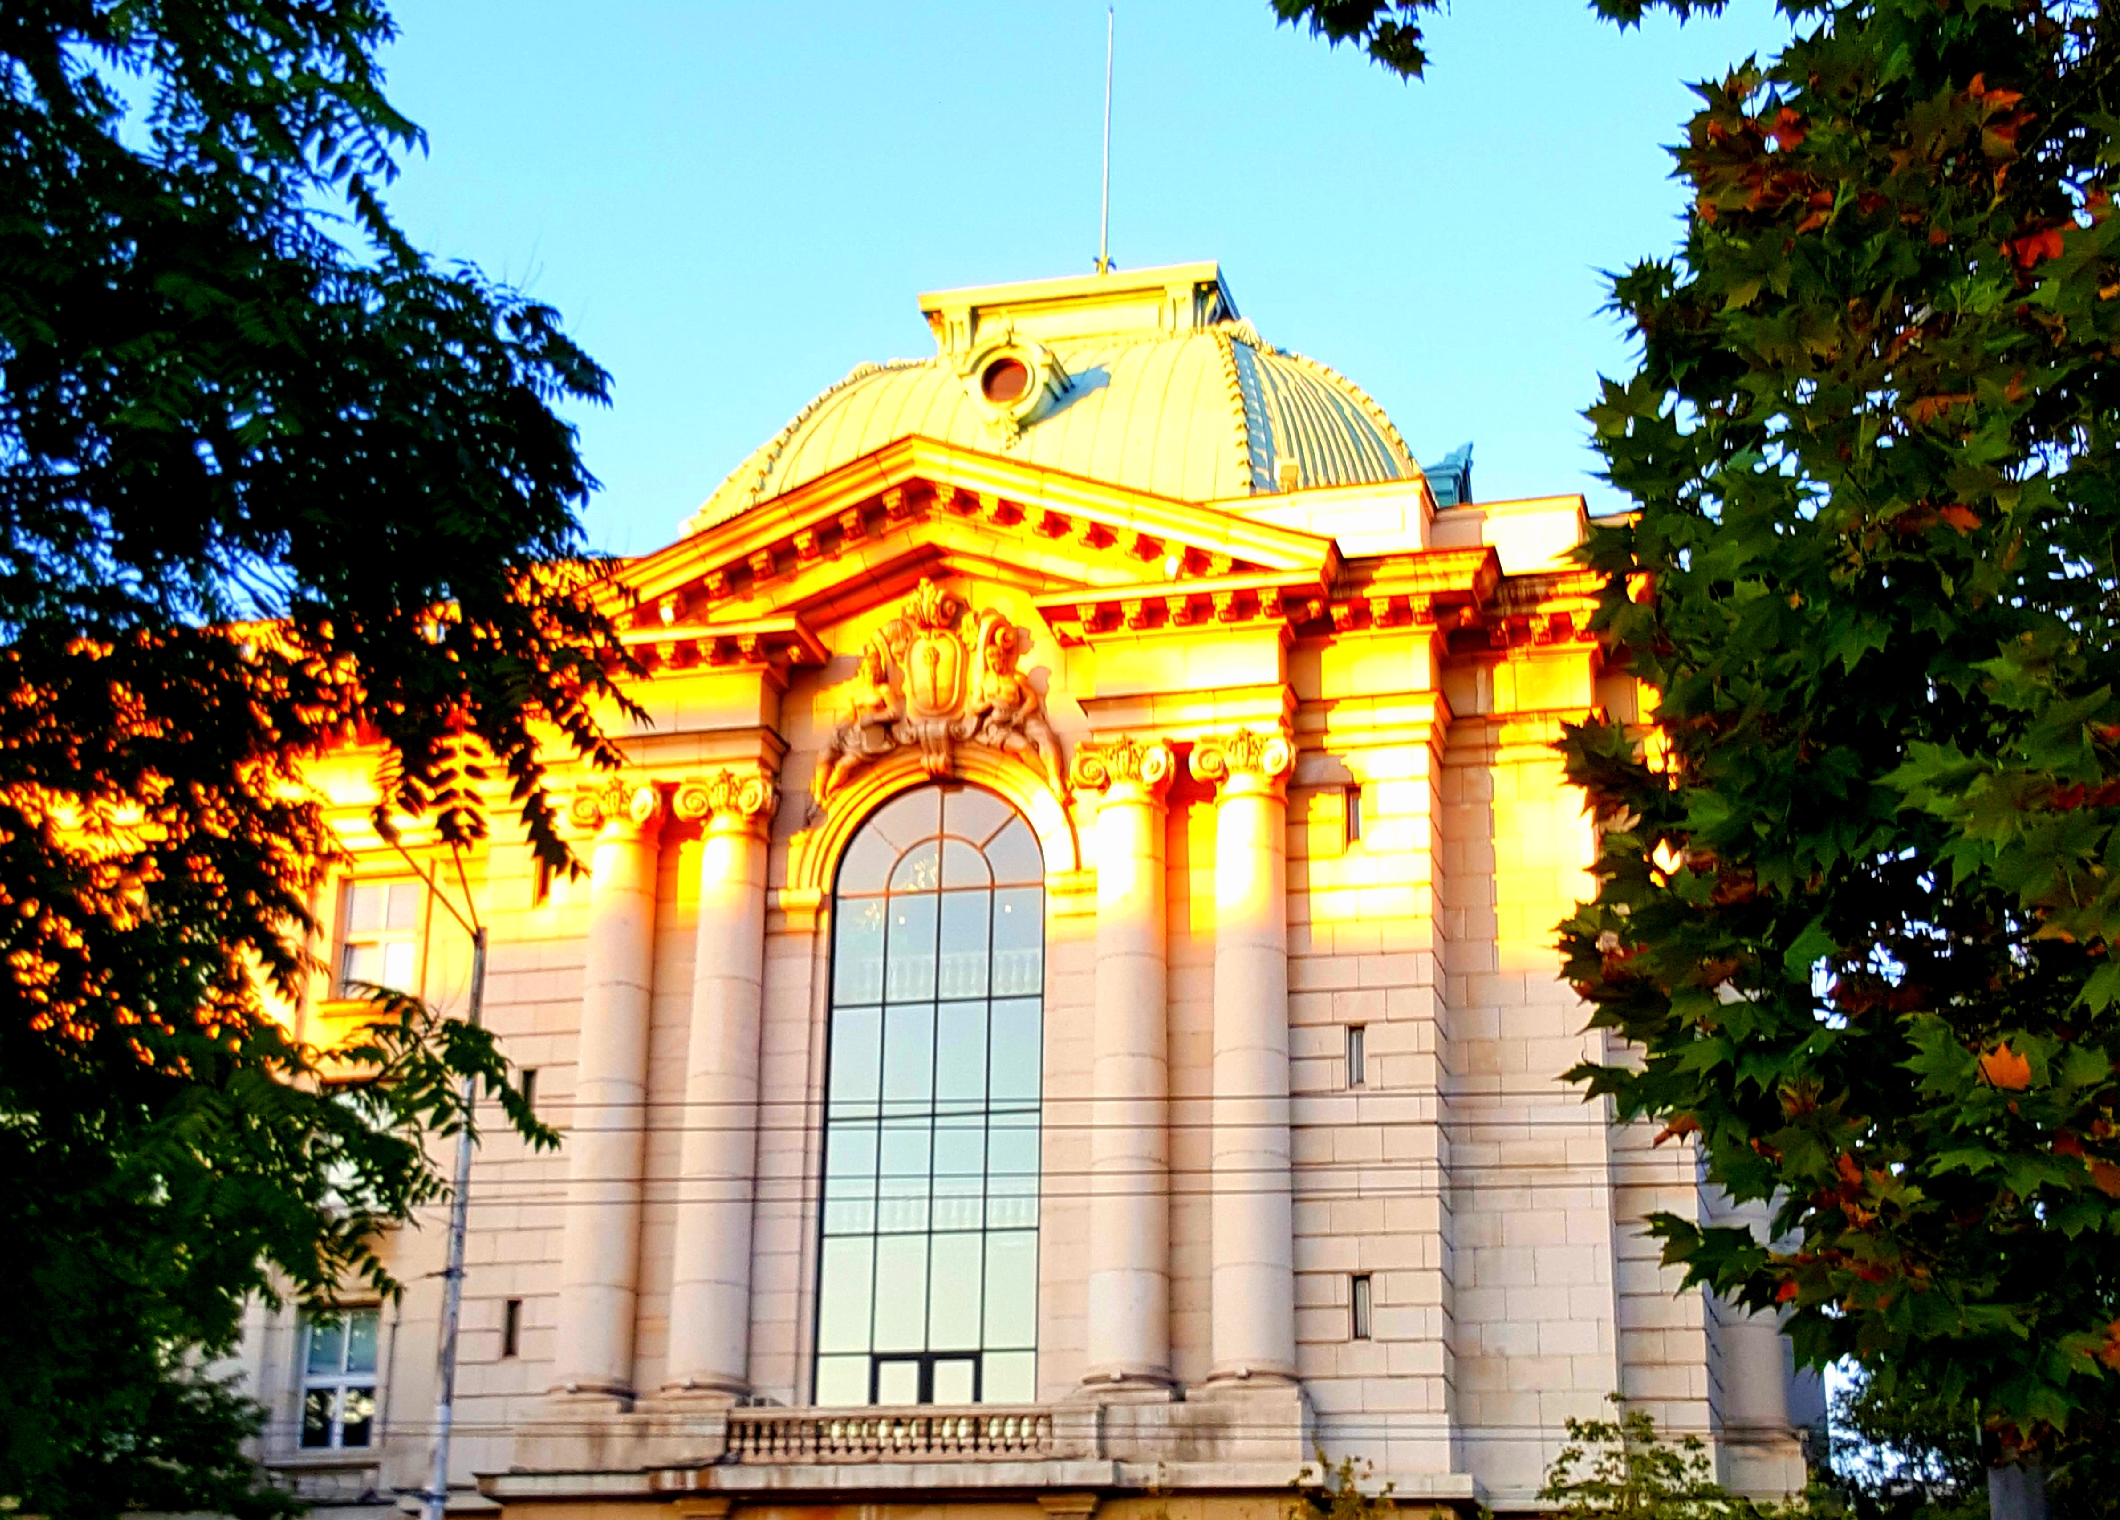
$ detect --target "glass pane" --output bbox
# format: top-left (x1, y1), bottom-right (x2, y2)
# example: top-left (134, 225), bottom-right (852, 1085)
top-left (301, 1388), bottom-right (335, 1448)
top-left (340, 1386), bottom-right (375, 1447)
top-left (306, 1319), bottom-right (345, 1375)
top-left (937, 893), bottom-right (990, 1001)
top-left (346, 883), bottom-right (385, 935)
top-left (931, 1115), bottom-right (984, 1231)
top-left (838, 824), bottom-right (895, 895)
top-left (988, 999), bottom-right (1042, 1107)
top-left (890, 840), bottom-right (941, 893)
top-left (942, 786), bottom-right (1009, 844)
top-left (384, 881), bottom-right (421, 930)
top-left (989, 888), bottom-right (1043, 995)
top-left (983, 1231), bottom-right (1039, 1348)
top-left (827, 1005), bottom-right (882, 1112)
top-left (880, 1004), bottom-right (935, 1111)
top-left (816, 1237), bottom-right (875, 1354)
top-left (885, 896), bottom-right (937, 1003)
top-left (984, 818), bottom-right (1043, 886)
top-left (815, 1353), bottom-right (868, 1406)
top-left (381, 939), bottom-right (417, 993)
top-left (940, 837), bottom-right (990, 889)
top-left (983, 1350), bottom-right (1036, 1404)
top-left (928, 1234), bottom-right (984, 1350)
top-left (345, 1309), bottom-right (379, 1374)
top-left (877, 1118), bottom-right (932, 1233)
top-left (833, 899), bottom-right (886, 1004)
top-left (340, 942), bottom-right (378, 991)
top-left (872, 1236), bottom-right (928, 1351)
top-left (932, 1356), bottom-right (976, 1405)
top-left (822, 1122), bottom-right (878, 1235)
top-left (986, 1116), bottom-right (1040, 1230)
top-left (875, 1358), bottom-right (921, 1406)
top-left (934, 1002), bottom-right (988, 1108)
top-left (869, 787), bottom-right (940, 852)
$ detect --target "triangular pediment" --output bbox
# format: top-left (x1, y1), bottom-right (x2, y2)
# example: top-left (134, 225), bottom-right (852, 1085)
top-left (611, 436), bottom-right (1338, 653)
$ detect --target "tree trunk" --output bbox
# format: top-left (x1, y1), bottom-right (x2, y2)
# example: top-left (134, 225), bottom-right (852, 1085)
top-left (1989, 1464), bottom-right (2048, 1520)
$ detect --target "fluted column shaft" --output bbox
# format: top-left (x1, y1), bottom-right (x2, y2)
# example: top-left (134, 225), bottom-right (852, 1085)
top-left (1193, 728), bottom-right (1298, 1385)
top-left (1074, 738), bottom-right (1176, 1389)
top-left (552, 782), bottom-right (663, 1397)
top-left (664, 769), bottom-right (777, 1398)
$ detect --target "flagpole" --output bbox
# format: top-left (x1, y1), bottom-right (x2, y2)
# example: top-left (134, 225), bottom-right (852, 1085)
top-left (1098, 6), bottom-right (1113, 273)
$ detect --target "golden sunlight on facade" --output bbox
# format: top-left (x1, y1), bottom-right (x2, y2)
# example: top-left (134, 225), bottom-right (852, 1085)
top-left (231, 264), bottom-right (1821, 1518)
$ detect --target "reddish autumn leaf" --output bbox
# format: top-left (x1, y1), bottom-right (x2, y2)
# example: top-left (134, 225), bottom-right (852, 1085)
top-left (1776, 1279), bottom-right (1801, 1303)
top-left (1654, 1113), bottom-right (1701, 1147)
top-left (1937, 504), bottom-right (1981, 533)
top-left (1905, 393), bottom-right (1976, 425)
top-left (2010, 226), bottom-right (2066, 267)
top-left (2092, 1160), bottom-right (2120, 1198)
top-left (1979, 1044), bottom-right (2034, 1090)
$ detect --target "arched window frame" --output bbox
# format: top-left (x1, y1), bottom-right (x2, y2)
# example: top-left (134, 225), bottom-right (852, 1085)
top-left (812, 782), bottom-right (1046, 1408)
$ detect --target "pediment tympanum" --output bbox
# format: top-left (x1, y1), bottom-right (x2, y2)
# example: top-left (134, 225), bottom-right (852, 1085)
top-left (609, 435), bottom-right (1339, 656)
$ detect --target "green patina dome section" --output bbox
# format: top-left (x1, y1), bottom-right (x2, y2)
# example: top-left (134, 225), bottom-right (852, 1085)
top-left (685, 263), bottom-right (1420, 533)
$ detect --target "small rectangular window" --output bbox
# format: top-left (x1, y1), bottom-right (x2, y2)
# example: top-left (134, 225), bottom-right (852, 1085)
top-left (1343, 783), bottom-right (1363, 846)
top-left (519, 1068), bottom-right (537, 1117)
top-left (337, 878), bottom-right (423, 997)
top-left (501, 1298), bottom-right (522, 1359)
top-left (532, 852), bottom-right (555, 908)
top-left (1346, 1024), bottom-right (1366, 1089)
top-left (300, 1307), bottom-right (380, 1449)
top-left (1351, 1274), bottom-right (1373, 1341)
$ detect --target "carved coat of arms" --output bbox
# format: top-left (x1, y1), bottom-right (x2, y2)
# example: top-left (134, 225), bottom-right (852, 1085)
top-left (814, 578), bottom-right (1063, 803)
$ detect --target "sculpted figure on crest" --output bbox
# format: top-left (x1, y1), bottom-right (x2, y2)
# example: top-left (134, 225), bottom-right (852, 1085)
top-left (814, 578), bottom-right (1064, 804)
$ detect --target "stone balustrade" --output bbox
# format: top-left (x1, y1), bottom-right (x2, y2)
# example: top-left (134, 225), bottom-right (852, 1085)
top-left (726, 1406), bottom-right (1058, 1464)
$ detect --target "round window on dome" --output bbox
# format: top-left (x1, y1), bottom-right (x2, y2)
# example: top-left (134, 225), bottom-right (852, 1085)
top-left (980, 357), bottom-right (1031, 405)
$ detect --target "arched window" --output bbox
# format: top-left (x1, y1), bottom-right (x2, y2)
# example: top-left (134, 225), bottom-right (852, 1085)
top-left (814, 784), bottom-right (1044, 1407)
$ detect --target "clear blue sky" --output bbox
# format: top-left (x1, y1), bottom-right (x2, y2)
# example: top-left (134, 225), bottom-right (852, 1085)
top-left (375, 1), bottom-right (1792, 556)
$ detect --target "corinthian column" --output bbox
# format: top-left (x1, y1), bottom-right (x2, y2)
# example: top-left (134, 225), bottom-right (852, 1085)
top-left (663, 766), bottom-right (778, 1399)
top-left (1191, 727), bottom-right (1298, 1385)
top-left (1071, 737), bottom-right (1177, 1390)
top-left (552, 779), bottom-right (663, 1398)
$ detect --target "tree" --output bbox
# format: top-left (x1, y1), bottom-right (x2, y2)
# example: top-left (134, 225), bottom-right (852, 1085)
top-left (1822, 1368), bottom-right (1984, 1520)
top-left (1539, 1399), bottom-right (1812, 1519)
top-left (1275, 0), bottom-right (2120, 1490)
top-left (0, 2), bottom-right (630, 1513)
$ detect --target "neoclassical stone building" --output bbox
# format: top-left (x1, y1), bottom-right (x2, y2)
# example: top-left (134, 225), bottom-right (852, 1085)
top-left (234, 264), bottom-right (1820, 1519)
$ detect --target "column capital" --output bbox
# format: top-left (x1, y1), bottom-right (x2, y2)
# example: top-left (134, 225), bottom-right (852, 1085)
top-left (674, 765), bottom-right (780, 835)
top-left (570, 776), bottom-right (664, 837)
top-left (1070, 735), bottom-right (1176, 804)
top-left (1189, 726), bottom-right (1295, 800)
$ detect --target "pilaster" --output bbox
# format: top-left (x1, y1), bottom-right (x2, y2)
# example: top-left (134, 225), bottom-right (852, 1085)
top-left (662, 764), bottom-right (781, 1401)
top-left (1070, 736), bottom-right (1178, 1392)
top-left (1191, 725), bottom-right (1299, 1388)
top-left (552, 778), bottom-right (665, 1399)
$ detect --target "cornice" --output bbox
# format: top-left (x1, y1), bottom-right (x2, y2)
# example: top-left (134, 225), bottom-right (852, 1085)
top-left (615, 614), bottom-right (827, 678)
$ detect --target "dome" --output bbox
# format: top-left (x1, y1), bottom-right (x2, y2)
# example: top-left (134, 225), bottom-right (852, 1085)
top-left (686, 263), bottom-right (1421, 534)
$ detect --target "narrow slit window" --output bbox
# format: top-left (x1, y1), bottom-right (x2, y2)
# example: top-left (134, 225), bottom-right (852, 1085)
top-left (501, 1298), bottom-right (522, 1359)
top-left (532, 852), bottom-right (555, 907)
top-left (519, 1068), bottom-right (537, 1117)
top-left (1343, 783), bottom-right (1363, 846)
top-left (1351, 1274), bottom-right (1373, 1341)
top-left (1346, 1024), bottom-right (1366, 1089)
